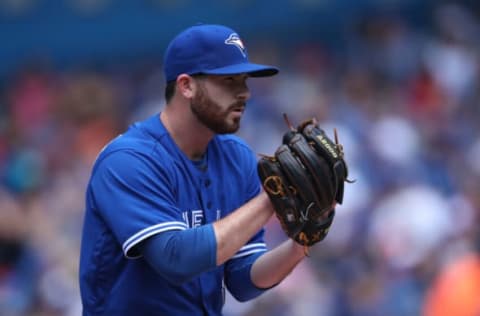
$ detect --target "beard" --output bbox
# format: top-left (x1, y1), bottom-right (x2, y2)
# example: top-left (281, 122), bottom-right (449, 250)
top-left (190, 85), bottom-right (245, 134)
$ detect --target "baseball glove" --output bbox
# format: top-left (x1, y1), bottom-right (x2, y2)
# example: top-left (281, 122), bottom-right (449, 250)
top-left (258, 114), bottom-right (353, 247)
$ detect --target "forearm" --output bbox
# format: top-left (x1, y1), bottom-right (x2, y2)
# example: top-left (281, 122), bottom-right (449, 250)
top-left (213, 192), bottom-right (274, 265)
top-left (250, 239), bottom-right (306, 288)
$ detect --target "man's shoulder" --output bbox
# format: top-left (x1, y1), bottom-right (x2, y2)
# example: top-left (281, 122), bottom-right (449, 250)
top-left (93, 122), bottom-right (172, 169)
top-left (102, 115), bottom-right (170, 155)
top-left (99, 132), bottom-right (155, 158)
top-left (213, 134), bottom-right (256, 164)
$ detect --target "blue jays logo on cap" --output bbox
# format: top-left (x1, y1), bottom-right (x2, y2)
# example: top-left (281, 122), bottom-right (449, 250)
top-left (225, 33), bottom-right (246, 57)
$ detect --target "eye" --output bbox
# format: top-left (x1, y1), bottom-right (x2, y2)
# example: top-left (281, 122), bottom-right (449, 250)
top-left (220, 75), bottom-right (248, 86)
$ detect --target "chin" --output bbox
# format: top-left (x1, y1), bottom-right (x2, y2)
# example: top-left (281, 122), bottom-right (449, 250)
top-left (215, 122), bottom-right (240, 134)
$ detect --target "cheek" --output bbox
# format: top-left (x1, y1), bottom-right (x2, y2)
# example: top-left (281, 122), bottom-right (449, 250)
top-left (207, 85), bottom-right (235, 104)
top-left (207, 95), bottom-right (232, 112)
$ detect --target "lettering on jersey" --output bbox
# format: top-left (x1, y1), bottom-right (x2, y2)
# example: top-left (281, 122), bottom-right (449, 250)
top-left (182, 211), bottom-right (188, 227)
top-left (182, 209), bottom-right (223, 228)
top-left (191, 210), bottom-right (203, 227)
top-left (182, 210), bottom-right (205, 228)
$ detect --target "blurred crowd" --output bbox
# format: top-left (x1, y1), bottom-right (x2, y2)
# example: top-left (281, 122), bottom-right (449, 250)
top-left (1, 2), bottom-right (480, 316)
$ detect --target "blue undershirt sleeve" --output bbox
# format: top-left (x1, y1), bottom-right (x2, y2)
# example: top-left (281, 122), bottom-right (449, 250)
top-left (224, 251), bottom-right (275, 302)
top-left (140, 223), bottom-right (217, 286)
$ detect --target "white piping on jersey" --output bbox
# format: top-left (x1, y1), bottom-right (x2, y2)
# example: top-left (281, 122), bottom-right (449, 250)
top-left (231, 242), bottom-right (267, 259)
top-left (123, 221), bottom-right (188, 258)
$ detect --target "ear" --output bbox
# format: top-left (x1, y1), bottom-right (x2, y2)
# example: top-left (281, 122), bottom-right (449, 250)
top-left (176, 74), bottom-right (196, 99)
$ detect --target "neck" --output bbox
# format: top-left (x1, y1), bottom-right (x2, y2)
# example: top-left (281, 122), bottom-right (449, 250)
top-left (160, 105), bottom-right (214, 160)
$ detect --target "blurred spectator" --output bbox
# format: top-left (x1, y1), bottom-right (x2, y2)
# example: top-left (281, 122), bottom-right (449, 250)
top-left (0, 190), bottom-right (40, 316)
top-left (423, 252), bottom-right (480, 316)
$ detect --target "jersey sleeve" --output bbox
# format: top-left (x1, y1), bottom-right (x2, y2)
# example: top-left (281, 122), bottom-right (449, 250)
top-left (230, 228), bottom-right (267, 260)
top-left (90, 149), bottom-right (185, 258)
top-left (224, 247), bottom-right (269, 302)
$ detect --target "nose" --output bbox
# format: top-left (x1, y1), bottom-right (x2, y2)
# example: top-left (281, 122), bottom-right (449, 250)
top-left (237, 82), bottom-right (250, 101)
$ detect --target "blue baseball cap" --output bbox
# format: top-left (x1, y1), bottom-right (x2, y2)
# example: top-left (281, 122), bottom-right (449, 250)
top-left (163, 24), bottom-right (279, 82)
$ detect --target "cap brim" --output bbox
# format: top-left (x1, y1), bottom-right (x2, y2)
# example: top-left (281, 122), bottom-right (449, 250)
top-left (202, 62), bottom-right (279, 77)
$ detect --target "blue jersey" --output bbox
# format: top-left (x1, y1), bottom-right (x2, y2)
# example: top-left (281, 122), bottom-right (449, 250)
top-left (79, 113), bottom-right (267, 315)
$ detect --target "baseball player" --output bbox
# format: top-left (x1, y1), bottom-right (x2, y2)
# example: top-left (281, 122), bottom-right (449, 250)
top-left (79, 24), bottom-right (308, 315)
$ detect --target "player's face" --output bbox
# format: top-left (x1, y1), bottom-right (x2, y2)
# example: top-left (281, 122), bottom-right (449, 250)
top-left (190, 74), bottom-right (250, 134)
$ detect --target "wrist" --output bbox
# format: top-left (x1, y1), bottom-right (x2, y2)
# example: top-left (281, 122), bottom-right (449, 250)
top-left (289, 239), bottom-right (308, 258)
top-left (259, 191), bottom-right (275, 215)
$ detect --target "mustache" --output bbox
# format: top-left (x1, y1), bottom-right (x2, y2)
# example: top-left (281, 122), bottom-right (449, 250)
top-left (229, 102), bottom-right (246, 111)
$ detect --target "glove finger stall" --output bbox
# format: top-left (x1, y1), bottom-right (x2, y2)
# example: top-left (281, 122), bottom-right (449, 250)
top-left (274, 144), bottom-right (319, 216)
top-left (302, 123), bottom-right (348, 204)
top-left (286, 133), bottom-right (336, 213)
